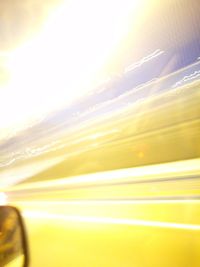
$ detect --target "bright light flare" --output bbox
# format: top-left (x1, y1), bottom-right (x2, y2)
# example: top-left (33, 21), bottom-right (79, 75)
top-left (1, 0), bottom-right (145, 137)
top-left (0, 192), bottom-right (8, 205)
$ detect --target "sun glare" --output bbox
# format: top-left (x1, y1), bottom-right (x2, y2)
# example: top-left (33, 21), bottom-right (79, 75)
top-left (1, 0), bottom-right (145, 138)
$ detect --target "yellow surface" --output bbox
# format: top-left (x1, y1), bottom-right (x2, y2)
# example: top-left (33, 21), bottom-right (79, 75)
top-left (6, 159), bottom-right (200, 267)
top-left (5, 255), bottom-right (24, 267)
top-left (24, 208), bottom-right (200, 267)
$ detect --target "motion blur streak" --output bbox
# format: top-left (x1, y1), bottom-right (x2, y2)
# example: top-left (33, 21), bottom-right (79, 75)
top-left (6, 158), bottom-right (200, 191)
top-left (1, 74), bottom-right (199, 186)
top-left (23, 211), bottom-right (200, 231)
top-left (0, 155), bottom-right (66, 187)
top-left (125, 49), bottom-right (164, 73)
top-left (7, 159), bottom-right (200, 267)
top-left (12, 199), bottom-right (200, 205)
top-left (1, 0), bottom-right (200, 266)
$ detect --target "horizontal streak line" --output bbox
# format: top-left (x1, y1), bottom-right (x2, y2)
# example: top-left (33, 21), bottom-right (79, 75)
top-left (7, 174), bottom-right (200, 196)
top-left (13, 196), bottom-right (200, 205)
top-left (23, 211), bottom-right (200, 230)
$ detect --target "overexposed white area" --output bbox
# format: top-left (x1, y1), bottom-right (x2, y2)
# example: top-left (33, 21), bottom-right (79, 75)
top-left (0, 0), bottom-right (145, 140)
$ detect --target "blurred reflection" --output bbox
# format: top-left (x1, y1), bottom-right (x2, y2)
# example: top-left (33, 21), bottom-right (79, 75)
top-left (0, 207), bottom-right (24, 267)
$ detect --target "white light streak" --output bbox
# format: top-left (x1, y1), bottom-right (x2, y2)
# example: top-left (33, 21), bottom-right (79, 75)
top-left (173, 70), bottom-right (200, 88)
top-left (124, 49), bottom-right (164, 73)
top-left (6, 158), bottom-right (200, 192)
top-left (14, 199), bottom-right (200, 206)
top-left (23, 211), bottom-right (200, 231)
